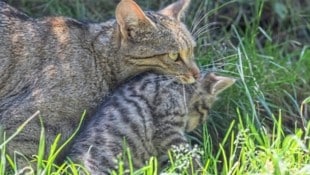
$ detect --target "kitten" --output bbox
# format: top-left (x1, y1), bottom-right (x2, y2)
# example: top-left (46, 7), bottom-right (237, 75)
top-left (0, 0), bottom-right (199, 164)
top-left (68, 72), bottom-right (235, 174)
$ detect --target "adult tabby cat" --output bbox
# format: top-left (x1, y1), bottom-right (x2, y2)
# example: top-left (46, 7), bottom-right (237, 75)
top-left (68, 72), bottom-right (235, 174)
top-left (0, 0), bottom-right (199, 164)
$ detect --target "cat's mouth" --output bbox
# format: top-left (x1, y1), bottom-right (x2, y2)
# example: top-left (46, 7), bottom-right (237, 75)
top-left (177, 68), bottom-right (200, 84)
top-left (178, 74), bottom-right (196, 84)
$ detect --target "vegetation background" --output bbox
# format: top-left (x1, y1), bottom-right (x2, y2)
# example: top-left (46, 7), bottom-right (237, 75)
top-left (1, 0), bottom-right (310, 174)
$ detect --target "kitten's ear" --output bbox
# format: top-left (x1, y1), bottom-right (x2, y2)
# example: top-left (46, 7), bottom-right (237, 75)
top-left (158, 0), bottom-right (191, 21)
top-left (203, 73), bottom-right (236, 95)
top-left (115, 0), bottom-right (155, 40)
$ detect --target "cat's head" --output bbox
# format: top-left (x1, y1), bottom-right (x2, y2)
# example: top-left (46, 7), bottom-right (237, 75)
top-left (115, 0), bottom-right (199, 84)
top-left (186, 73), bottom-right (236, 132)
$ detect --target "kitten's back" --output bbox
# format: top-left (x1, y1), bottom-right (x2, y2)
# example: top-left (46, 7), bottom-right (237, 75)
top-left (68, 72), bottom-right (235, 174)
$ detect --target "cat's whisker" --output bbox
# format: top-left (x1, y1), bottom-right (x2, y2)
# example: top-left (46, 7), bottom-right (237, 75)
top-left (2, 0), bottom-right (203, 169)
top-left (191, 0), bottom-right (237, 35)
top-left (190, 2), bottom-right (210, 34)
top-left (193, 22), bottom-right (217, 34)
top-left (191, 13), bottom-right (216, 36)
top-left (190, 0), bottom-right (206, 29)
top-left (69, 71), bottom-right (235, 173)
top-left (192, 23), bottom-right (219, 39)
top-left (194, 28), bottom-right (218, 40)
top-left (193, 36), bottom-right (222, 44)
top-left (181, 84), bottom-right (190, 114)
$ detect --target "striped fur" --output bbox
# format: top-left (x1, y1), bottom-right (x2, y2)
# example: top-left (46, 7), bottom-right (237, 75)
top-left (68, 72), bottom-right (235, 174)
top-left (0, 0), bottom-right (199, 164)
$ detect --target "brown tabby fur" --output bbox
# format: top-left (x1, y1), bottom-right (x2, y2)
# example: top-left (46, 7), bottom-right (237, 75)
top-left (0, 0), bottom-right (199, 165)
top-left (68, 72), bottom-right (235, 174)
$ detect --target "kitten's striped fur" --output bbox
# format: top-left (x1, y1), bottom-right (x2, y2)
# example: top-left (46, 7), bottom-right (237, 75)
top-left (69, 72), bottom-right (235, 174)
top-left (0, 0), bottom-right (199, 163)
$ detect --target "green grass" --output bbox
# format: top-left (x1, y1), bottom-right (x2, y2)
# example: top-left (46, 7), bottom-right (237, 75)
top-left (1, 107), bottom-right (309, 174)
top-left (1, 0), bottom-right (310, 174)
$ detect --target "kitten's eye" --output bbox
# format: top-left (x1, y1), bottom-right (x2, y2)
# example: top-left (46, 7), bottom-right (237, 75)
top-left (168, 52), bottom-right (179, 61)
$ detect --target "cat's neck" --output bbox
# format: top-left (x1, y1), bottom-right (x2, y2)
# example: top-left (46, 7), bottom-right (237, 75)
top-left (85, 21), bottom-right (144, 89)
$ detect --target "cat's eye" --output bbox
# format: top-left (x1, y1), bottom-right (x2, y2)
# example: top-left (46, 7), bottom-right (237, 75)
top-left (168, 52), bottom-right (179, 61)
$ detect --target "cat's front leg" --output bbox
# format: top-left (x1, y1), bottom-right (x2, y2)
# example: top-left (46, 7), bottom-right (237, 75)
top-left (153, 129), bottom-right (203, 173)
top-left (153, 128), bottom-right (188, 168)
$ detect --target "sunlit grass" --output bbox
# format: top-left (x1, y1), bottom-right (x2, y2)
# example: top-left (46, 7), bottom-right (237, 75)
top-left (1, 0), bottom-right (309, 174)
top-left (1, 106), bottom-right (309, 174)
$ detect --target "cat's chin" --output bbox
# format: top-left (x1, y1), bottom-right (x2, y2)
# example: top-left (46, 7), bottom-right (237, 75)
top-left (179, 75), bottom-right (196, 84)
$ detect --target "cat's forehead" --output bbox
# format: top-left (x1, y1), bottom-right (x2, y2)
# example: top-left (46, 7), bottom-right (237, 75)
top-left (146, 11), bottom-right (196, 50)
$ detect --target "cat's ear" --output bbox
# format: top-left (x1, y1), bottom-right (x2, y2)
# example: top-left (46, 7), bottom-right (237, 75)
top-left (115, 0), bottom-right (155, 40)
top-left (158, 0), bottom-right (190, 21)
top-left (203, 73), bottom-right (236, 95)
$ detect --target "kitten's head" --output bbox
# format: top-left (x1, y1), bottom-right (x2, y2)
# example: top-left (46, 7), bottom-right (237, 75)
top-left (115, 0), bottom-right (199, 84)
top-left (185, 73), bottom-right (236, 131)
